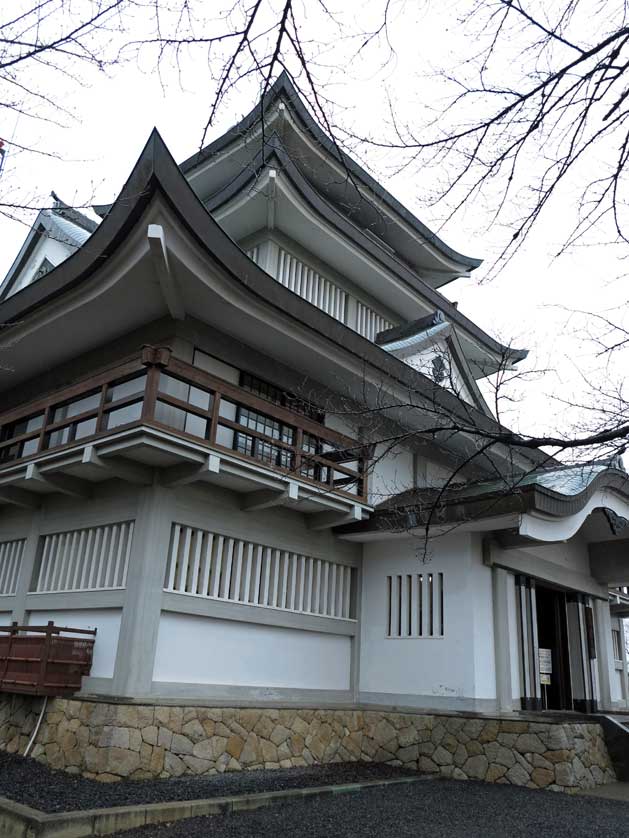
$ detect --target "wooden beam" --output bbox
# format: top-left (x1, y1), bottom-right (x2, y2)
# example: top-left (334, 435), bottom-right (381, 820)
top-left (308, 505), bottom-right (362, 531)
top-left (82, 446), bottom-right (153, 485)
top-left (0, 486), bottom-right (40, 509)
top-left (161, 455), bottom-right (220, 487)
top-left (148, 224), bottom-right (185, 320)
top-left (25, 463), bottom-right (90, 498)
top-left (242, 482), bottom-right (299, 511)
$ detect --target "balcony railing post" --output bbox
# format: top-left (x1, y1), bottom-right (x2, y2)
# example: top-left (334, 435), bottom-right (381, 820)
top-left (142, 365), bottom-right (160, 422)
top-left (208, 392), bottom-right (222, 444)
top-left (141, 345), bottom-right (171, 422)
top-left (294, 428), bottom-right (303, 478)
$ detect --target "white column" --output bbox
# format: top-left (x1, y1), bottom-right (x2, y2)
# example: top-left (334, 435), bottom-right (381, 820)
top-left (620, 617), bottom-right (629, 709)
top-left (492, 567), bottom-right (514, 712)
top-left (594, 598), bottom-right (615, 711)
top-left (111, 485), bottom-right (174, 697)
top-left (10, 514), bottom-right (42, 625)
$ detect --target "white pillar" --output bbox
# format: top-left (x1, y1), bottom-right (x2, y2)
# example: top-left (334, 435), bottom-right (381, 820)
top-left (111, 484), bottom-right (174, 697)
top-left (492, 567), bottom-right (514, 712)
top-left (10, 514), bottom-right (42, 625)
top-left (594, 598), bottom-right (614, 711)
top-left (620, 617), bottom-right (629, 709)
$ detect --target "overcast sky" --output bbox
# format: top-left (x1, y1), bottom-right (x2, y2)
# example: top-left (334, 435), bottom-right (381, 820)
top-left (1, 0), bottom-right (626, 449)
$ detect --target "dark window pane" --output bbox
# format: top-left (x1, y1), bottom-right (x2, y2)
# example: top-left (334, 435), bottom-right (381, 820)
top-left (189, 385), bottom-right (211, 411)
top-left (75, 417), bottom-right (98, 439)
top-left (155, 400), bottom-right (186, 431)
top-left (104, 401), bottom-right (142, 429)
top-left (106, 374), bottom-right (146, 403)
top-left (53, 391), bottom-right (100, 422)
top-left (46, 426), bottom-right (72, 448)
top-left (22, 438), bottom-right (40, 457)
top-left (154, 401), bottom-right (208, 440)
top-left (0, 443), bottom-right (21, 462)
top-left (2, 412), bottom-right (44, 442)
top-left (184, 413), bottom-right (208, 438)
top-left (158, 373), bottom-right (190, 402)
top-left (158, 373), bottom-right (212, 412)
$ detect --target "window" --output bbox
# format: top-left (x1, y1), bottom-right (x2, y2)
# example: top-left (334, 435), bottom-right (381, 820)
top-left (0, 539), bottom-right (25, 595)
top-left (386, 572), bottom-right (444, 638)
top-left (612, 628), bottom-right (623, 661)
top-left (0, 412), bottom-right (44, 462)
top-left (240, 372), bottom-right (324, 423)
top-left (164, 523), bottom-right (356, 619)
top-left (31, 522), bottom-right (134, 593)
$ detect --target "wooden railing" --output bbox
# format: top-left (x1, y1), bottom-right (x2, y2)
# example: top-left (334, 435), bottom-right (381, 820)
top-left (0, 346), bottom-right (370, 501)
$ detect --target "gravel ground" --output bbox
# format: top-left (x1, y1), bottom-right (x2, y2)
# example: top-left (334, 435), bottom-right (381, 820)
top-left (0, 751), bottom-right (414, 813)
top-left (112, 779), bottom-right (629, 838)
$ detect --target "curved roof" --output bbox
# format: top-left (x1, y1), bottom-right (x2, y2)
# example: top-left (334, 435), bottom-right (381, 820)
top-left (202, 134), bottom-right (527, 373)
top-left (337, 462), bottom-right (629, 537)
top-left (180, 72), bottom-right (482, 281)
top-left (0, 129), bottom-right (549, 480)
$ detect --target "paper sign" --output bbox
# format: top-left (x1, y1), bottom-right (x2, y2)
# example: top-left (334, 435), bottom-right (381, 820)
top-left (540, 673), bottom-right (551, 685)
top-left (539, 648), bottom-right (553, 675)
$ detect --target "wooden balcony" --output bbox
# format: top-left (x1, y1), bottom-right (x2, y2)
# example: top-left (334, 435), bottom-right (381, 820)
top-left (0, 347), bottom-right (371, 520)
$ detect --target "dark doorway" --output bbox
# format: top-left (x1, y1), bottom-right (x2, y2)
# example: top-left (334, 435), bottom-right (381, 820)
top-left (535, 585), bottom-right (573, 710)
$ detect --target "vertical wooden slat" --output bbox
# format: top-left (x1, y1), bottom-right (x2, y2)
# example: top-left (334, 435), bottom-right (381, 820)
top-left (298, 555), bottom-right (306, 612)
top-left (243, 543), bottom-right (253, 604)
top-left (221, 538), bottom-right (235, 600)
top-left (253, 545), bottom-right (263, 605)
top-left (305, 558), bottom-right (314, 613)
top-left (200, 533), bottom-right (214, 597)
top-left (189, 529), bottom-right (204, 595)
top-left (232, 540), bottom-right (244, 601)
top-left (176, 527), bottom-right (192, 592)
top-left (314, 559), bottom-right (322, 614)
top-left (211, 535), bottom-right (224, 598)
top-left (321, 561), bottom-right (329, 616)
top-left (71, 530), bottom-right (86, 590)
top-left (329, 564), bottom-right (337, 618)
top-left (261, 547), bottom-right (271, 606)
top-left (280, 551), bottom-right (289, 609)
top-left (166, 525), bottom-right (182, 591)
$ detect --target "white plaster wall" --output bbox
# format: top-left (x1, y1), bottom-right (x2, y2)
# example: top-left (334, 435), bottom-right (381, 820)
top-left (25, 608), bottom-right (121, 679)
top-left (153, 612), bottom-right (351, 690)
top-left (359, 531), bottom-right (496, 703)
top-left (400, 340), bottom-right (474, 405)
top-left (369, 445), bottom-right (414, 506)
top-left (10, 236), bottom-right (74, 296)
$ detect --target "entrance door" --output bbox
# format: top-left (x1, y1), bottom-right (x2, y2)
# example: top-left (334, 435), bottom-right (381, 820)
top-left (535, 585), bottom-right (573, 710)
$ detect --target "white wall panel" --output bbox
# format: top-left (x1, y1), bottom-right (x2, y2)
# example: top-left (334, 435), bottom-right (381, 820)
top-left (153, 612), bottom-right (351, 689)
top-left (25, 608), bottom-right (121, 678)
top-left (360, 532), bottom-right (496, 702)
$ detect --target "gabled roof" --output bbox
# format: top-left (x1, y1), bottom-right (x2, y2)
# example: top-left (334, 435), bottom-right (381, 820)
top-left (180, 71), bottom-right (481, 285)
top-left (0, 194), bottom-right (97, 300)
top-left (0, 129), bottom-right (551, 479)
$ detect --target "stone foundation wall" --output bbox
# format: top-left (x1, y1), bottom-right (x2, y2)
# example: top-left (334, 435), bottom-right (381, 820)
top-left (0, 695), bottom-right (616, 791)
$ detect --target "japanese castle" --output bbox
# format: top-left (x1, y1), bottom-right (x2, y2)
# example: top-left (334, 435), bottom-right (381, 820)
top-left (1, 73), bottom-right (628, 719)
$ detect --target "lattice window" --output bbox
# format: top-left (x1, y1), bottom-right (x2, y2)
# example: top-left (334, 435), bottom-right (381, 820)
top-left (164, 524), bottom-right (356, 620)
top-left (31, 522), bottom-right (134, 593)
top-left (0, 539), bottom-right (25, 595)
top-left (386, 572), bottom-right (444, 638)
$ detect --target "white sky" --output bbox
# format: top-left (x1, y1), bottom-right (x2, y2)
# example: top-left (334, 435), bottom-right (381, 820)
top-left (1, 0), bottom-right (626, 447)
